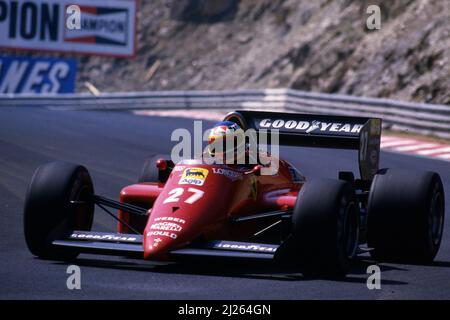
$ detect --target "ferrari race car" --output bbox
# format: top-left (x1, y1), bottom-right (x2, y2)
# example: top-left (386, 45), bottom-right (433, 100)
top-left (24, 111), bottom-right (445, 277)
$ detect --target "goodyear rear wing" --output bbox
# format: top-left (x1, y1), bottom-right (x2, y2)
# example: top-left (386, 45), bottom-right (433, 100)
top-left (224, 110), bottom-right (382, 180)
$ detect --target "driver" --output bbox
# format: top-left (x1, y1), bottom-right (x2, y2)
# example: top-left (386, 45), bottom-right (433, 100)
top-left (206, 121), bottom-right (251, 167)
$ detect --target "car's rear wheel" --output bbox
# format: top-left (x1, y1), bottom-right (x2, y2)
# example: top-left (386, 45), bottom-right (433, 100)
top-left (277, 179), bottom-right (359, 278)
top-left (367, 169), bottom-right (445, 263)
top-left (138, 154), bottom-right (173, 183)
top-left (24, 161), bottom-right (94, 260)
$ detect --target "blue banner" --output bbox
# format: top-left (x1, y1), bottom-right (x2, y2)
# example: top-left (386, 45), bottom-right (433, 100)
top-left (0, 55), bottom-right (77, 93)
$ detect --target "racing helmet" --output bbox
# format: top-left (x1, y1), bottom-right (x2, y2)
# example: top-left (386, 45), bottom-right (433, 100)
top-left (207, 121), bottom-right (246, 164)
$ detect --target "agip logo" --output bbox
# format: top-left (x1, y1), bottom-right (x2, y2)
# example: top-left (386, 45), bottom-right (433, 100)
top-left (64, 5), bottom-right (129, 47)
top-left (179, 168), bottom-right (209, 186)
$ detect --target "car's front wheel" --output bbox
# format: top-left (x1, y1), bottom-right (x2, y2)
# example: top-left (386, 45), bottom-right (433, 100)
top-left (277, 179), bottom-right (359, 278)
top-left (24, 161), bottom-right (94, 260)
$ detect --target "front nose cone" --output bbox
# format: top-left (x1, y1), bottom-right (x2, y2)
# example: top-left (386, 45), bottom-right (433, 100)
top-left (143, 232), bottom-right (175, 260)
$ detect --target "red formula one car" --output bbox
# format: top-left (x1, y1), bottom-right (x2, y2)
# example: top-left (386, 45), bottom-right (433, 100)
top-left (24, 111), bottom-right (445, 277)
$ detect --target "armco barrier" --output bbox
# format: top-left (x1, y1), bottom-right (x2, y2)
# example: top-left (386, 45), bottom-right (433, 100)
top-left (1, 89), bottom-right (449, 139)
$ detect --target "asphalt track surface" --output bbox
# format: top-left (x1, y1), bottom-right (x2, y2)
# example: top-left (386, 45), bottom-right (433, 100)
top-left (0, 107), bottom-right (449, 299)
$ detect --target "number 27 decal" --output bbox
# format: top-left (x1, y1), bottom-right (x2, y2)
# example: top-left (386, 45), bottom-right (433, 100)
top-left (163, 187), bottom-right (204, 204)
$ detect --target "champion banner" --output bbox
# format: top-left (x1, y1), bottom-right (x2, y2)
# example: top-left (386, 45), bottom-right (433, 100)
top-left (0, 0), bottom-right (137, 57)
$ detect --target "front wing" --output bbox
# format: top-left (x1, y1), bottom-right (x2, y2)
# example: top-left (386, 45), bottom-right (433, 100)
top-left (53, 231), bottom-right (279, 261)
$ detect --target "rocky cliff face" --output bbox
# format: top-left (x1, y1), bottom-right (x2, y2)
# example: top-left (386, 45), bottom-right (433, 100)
top-left (77, 0), bottom-right (450, 105)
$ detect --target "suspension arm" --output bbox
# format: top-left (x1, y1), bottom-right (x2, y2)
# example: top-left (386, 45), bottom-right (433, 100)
top-left (92, 195), bottom-right (148, 216)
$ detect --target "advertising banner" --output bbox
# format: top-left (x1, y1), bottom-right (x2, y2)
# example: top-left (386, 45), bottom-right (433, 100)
top-left (0, 55), bottom-right (77, 93)
top-left (0, 0), bottom-right (137, 57)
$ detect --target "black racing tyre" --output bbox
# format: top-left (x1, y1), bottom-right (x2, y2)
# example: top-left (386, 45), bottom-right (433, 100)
top-left (277, 179), bottom-right (359, 278)
top-left (24, 161), bottom-right (94, 260)
top-left (367, 169), bottom-right (445, 264)
top-left (138, 155), bottom-right (172, 183)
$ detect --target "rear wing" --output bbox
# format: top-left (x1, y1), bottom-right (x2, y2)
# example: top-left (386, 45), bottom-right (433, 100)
top-left (223, 110), bottom-right (382, 181)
